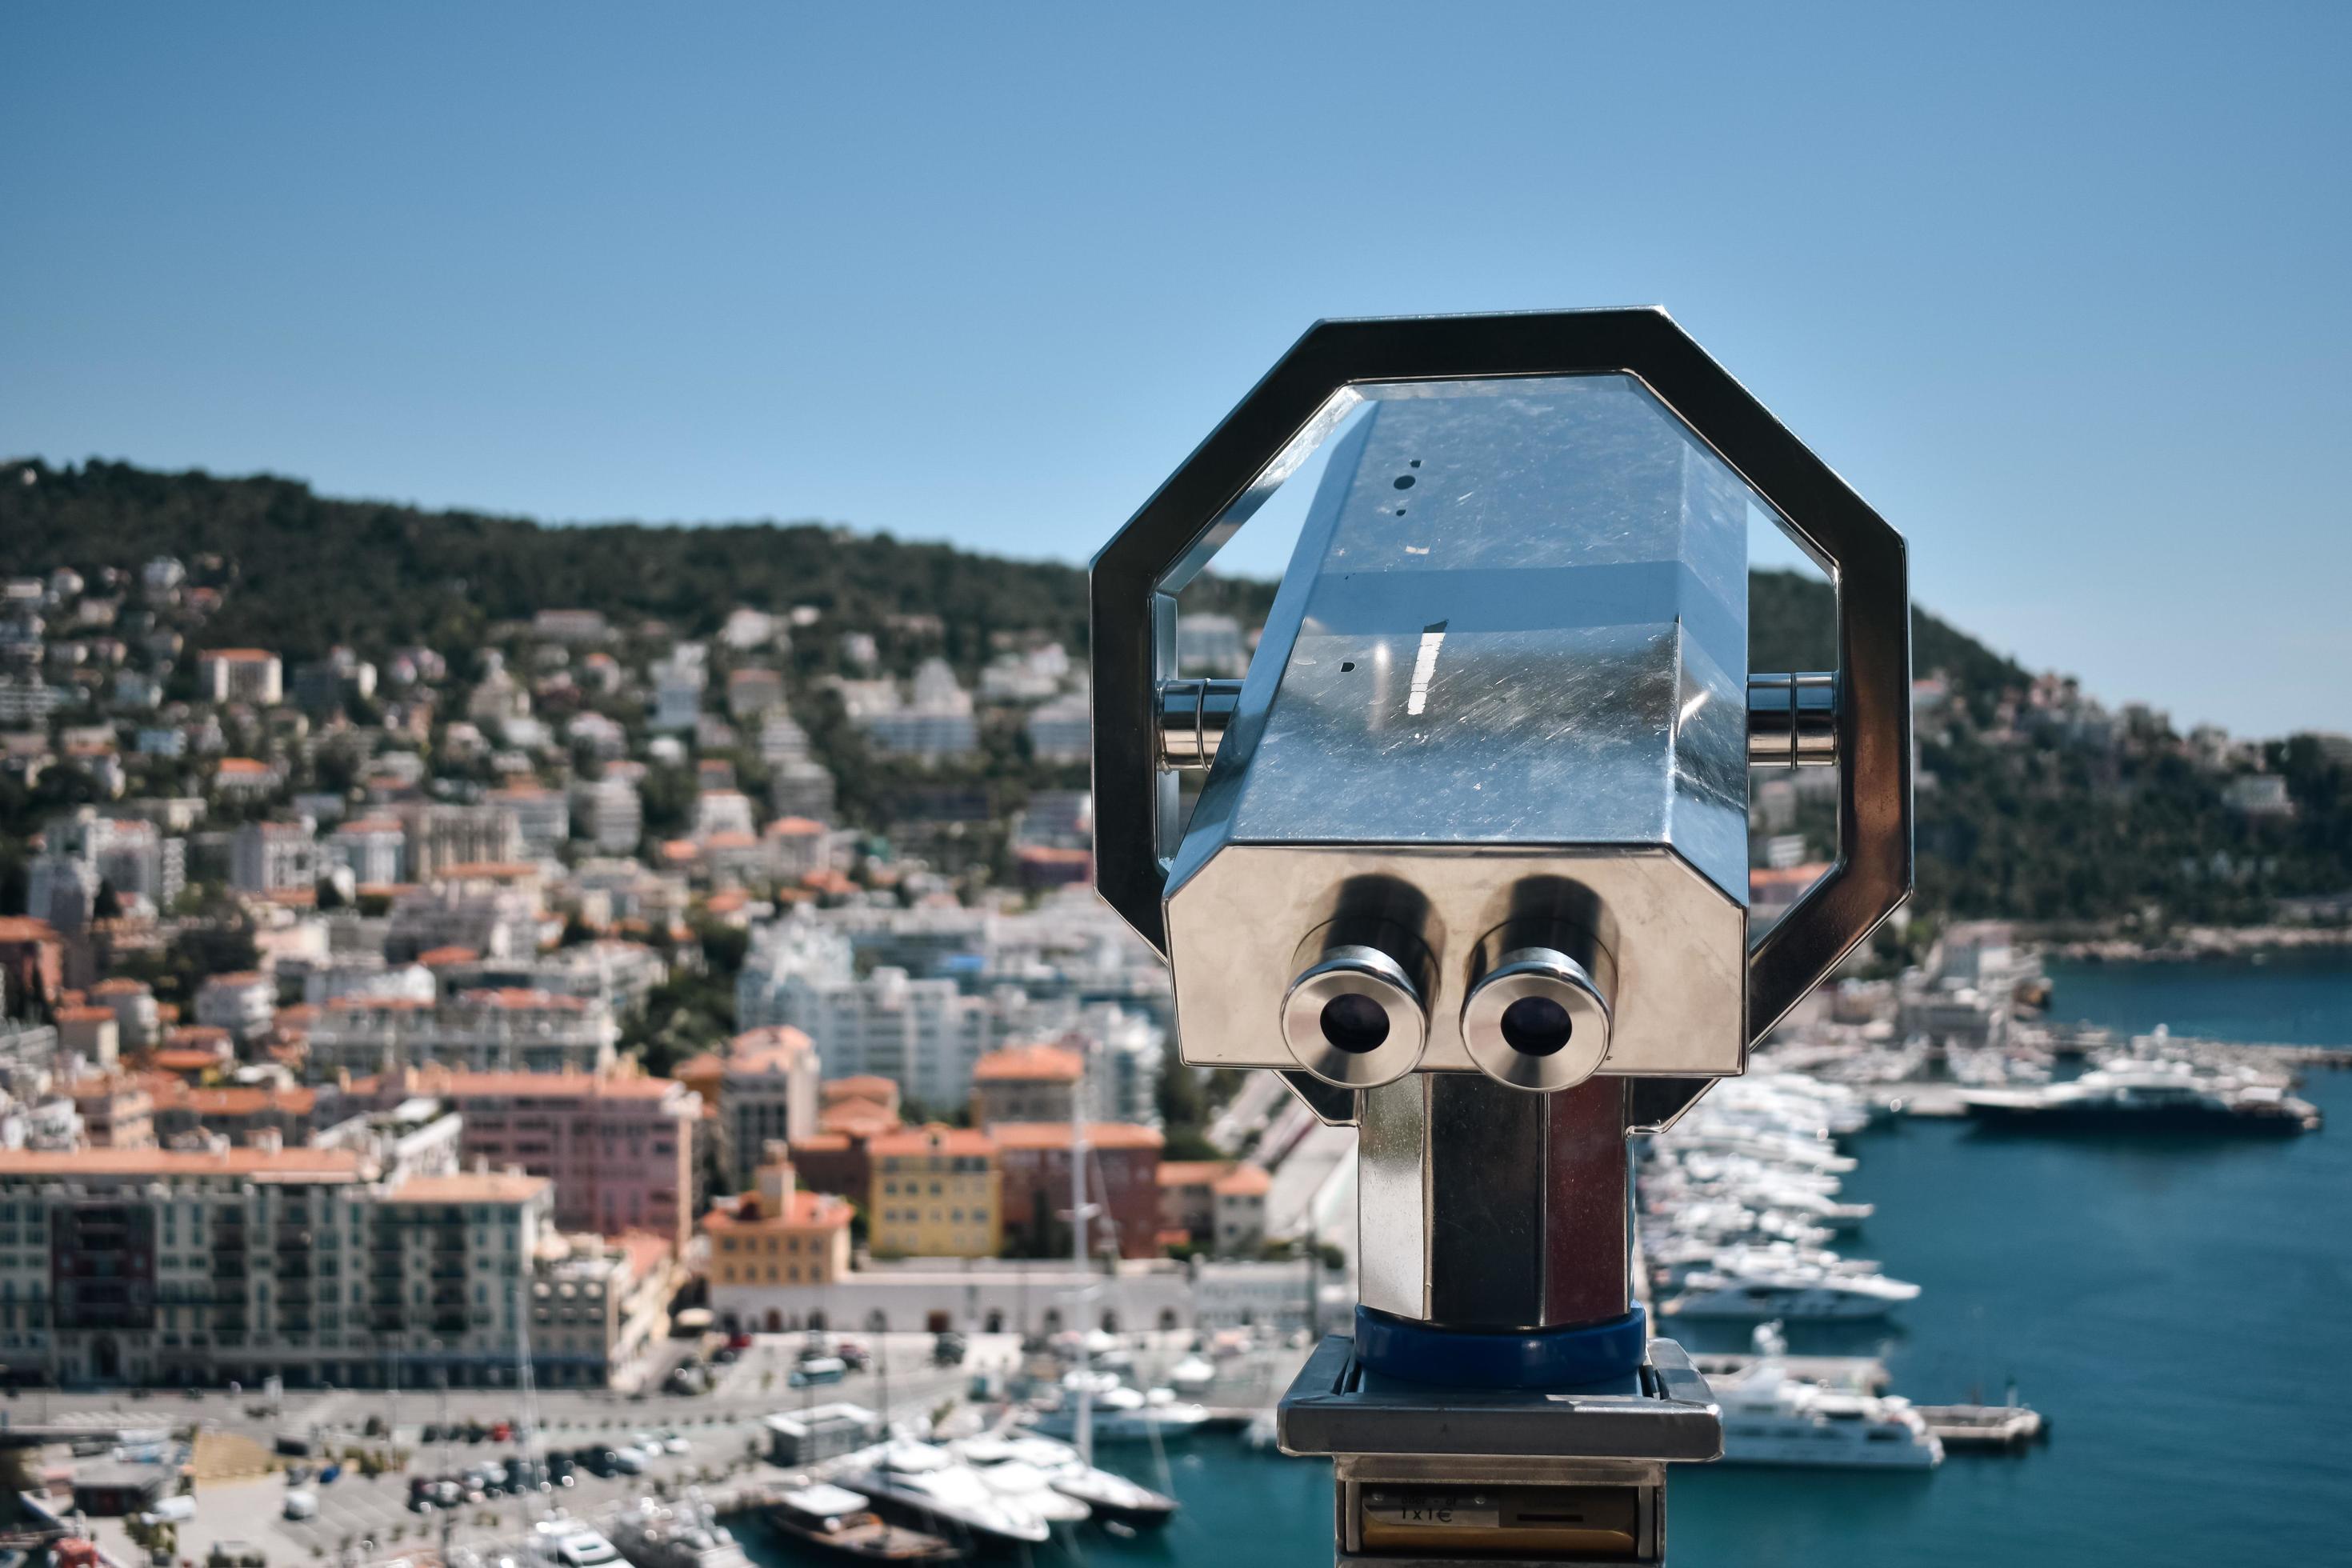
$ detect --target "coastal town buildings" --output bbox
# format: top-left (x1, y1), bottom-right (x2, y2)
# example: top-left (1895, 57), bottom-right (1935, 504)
top-left (304, 989), bottom-right (618, 1078)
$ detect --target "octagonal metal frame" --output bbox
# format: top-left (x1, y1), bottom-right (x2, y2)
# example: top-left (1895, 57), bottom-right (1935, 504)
top-left (1090, 308), bottom-right (1911, 1080)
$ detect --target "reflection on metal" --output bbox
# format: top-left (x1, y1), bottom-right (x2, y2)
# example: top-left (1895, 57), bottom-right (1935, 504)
top-left (1155, 678), bottom-right (1242, 769)
top-left (1746, 670), bottom-right (1838, 769)
top-left (1168, 669), bottom-right (1841, 774)
top-left (1358, 1075), bottom-right (1630, 1330)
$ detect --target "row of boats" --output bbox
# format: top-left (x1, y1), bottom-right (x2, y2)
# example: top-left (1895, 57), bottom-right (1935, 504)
top-left (1638, 1072), bottom-right (1949, 1467)
top-left (1645, 1072), bottom-right (1925, 1324)
top-left (517, 1420), bottom-right (1184, 1568)
top-left (1958, 1054), bottom-right (2323, 1132)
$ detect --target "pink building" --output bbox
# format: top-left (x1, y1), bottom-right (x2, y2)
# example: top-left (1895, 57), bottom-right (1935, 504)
top-left (339, 1066), bottom-right (698, 1248)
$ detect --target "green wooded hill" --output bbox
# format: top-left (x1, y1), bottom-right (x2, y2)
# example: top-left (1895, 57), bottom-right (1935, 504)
top-left (6, 456), bottom-right (2347, 934)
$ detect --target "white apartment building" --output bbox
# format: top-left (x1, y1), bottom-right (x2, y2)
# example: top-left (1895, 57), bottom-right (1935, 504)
top-left (328, 817), bottom-right (407, 886)
top-left (758, 712), bottom-right (812, 769)
top-left (738, 950), bottom-right (1040, 1110)
top-left (384, 882), bottom-right (540, 961)
top-left (438, 941), bottom-right (666, 1019)
top-left (693, 789), bottom-right (758, 841)
top-left (570, 775), bottom-right (644, 854)
top-left (398, 802), bottom-right (524, 881)
top-left (34, 809), bottom-right (185, 918)
top-left (1025, 689), bottom-right (1090, 762)
top-left (192, 970), bottom-right (276, 1044)
top-left (846, 658), bottom-right (978, 760)
top-left (488, 784), bottom-right (570, 858)
top-left (196, 649), bottom-right (282, 705)
top-left (770, 760), bottom-right (838, 824)
top-left (650, 646), bottom-right (708, 733)
top-left (530, 1231), bottom-right (678, 1389)
top-left (232, 819), bottom-right (321, 894)
top-left (304, 989), bottom-right (619, 1079)
top-left (0, 1145), bottom-right (558, 1389)
top-left (298, 956), bottom-right (438, 1008)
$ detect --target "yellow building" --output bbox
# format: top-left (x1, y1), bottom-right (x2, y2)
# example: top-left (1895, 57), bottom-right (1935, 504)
top-left (702, 1144), bottom-right (853, 1302)
top-left (869, 1126), bottom-right (1001, 1258)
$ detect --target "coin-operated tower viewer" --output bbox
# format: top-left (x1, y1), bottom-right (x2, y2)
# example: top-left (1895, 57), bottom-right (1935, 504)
top-left (1090, 310), bottom-right (1914, 1565)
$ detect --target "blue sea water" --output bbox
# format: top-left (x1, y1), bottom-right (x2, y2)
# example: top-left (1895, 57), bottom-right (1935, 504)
top-left (744, 954), bottom-right (2352, 1568)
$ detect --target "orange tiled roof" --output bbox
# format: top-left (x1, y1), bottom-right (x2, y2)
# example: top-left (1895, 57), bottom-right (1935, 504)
top-left (454, 987), bottom-right (585, 1012)
top-left (869, 1125), bottom-right (997, 1158)
top-left (990, 1121), bottom-right (1163, 1152)
top-left (702, 1189), bottom-right (849, 1233)
top-left (1156, 1161), bottom-right (1233, 1189)
top-left (200, 649), bottom-right (278, 662)
top-left (0, 918), bottom-right (62, 942)
top-left (972, 1043), bottom-right (1082, 1083)
top-left (789, 1134), bottom-right (852, 1155)
top-left (1212, 1163), bottom-right (1271, 1198)
top-left (821, 1074), bottom-right (896, 1102)
top-left (0, 1147), bottom-right (361, 1178)
top-left (382, 1172), bottom-right (550, 1204)
top-left (54, 1006), bottom-right (116, 1024)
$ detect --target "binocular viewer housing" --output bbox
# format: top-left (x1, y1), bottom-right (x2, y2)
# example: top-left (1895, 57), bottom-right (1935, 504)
top-left (1094, 311), bottom-right (1915, 1566)
top-left (1093, 310), bottom-right (1911, 1129)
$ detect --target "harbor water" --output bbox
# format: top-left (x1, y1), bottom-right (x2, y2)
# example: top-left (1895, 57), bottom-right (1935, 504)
top-left (741, 954), bottom-right (2352, 1568)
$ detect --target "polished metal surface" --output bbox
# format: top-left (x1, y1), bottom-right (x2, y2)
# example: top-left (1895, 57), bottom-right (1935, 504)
top-left (1746, 670), bottom-right (1838, 769)
top-left (1170, 845), bottom-right (1742, 1080)
top-left (1091, 308), bottom-right (1912, 1002)
top-left (1358, 1076), bottom-right (1630, 1330)
top-left (1157, 678), bottom-right (1242, 769)
top-left (1282, 942), bottom-right (1431, 1089)
top-left (1164, 374), bottom-right (1758, 1082)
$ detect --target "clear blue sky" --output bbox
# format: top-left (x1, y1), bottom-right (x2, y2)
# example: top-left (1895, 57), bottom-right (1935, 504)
top-left (5, 3), bottom-right (2347, 735)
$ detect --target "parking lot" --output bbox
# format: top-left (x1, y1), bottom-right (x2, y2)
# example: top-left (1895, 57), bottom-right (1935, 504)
top-left (73, 1331), bottom-right (1027, 1568)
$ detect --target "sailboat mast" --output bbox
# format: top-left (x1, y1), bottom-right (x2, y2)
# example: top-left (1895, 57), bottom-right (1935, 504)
top-left (1071, 1042), bottom-right (1093, 1469)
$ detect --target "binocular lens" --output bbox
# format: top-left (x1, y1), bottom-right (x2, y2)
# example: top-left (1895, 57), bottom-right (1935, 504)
top-left (1499, 994), bottom-right (1574, 1056)
top-left (1461, 945), bottom-right (1611, 1091)
top-left (1281, 943), bottom-right (1428, 1087)
top-left (1319, 992), bottom-right (1393, 1054)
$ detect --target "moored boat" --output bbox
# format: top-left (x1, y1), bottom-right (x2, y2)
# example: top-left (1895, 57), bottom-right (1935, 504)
top-left (765, 1482), bottom-right (963, 1565)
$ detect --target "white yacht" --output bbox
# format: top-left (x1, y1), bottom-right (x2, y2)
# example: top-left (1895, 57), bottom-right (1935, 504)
top-left (1028, 1374), bottom-right (1210, 1444)
top-left (842, 1439), bottom-right (1054, 1547)
top-left (950, 1434), bottom-right (1092, 1525)
top-left (609, 1496), bottom-right (751, 1568)
top-left (1714, 1342), bottom-right (1942, 1469)
top-left (1663, 1263), bottom-right (1919, 1322)
top-left (1962, 1061), bottom-right (2320, 1134)
top-left (995, 1434), bottom-right (1178, 1530)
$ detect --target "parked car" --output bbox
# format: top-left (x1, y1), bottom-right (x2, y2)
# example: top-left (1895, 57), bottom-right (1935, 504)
top-left (932, 1331), bottom-right (968, 1367)
top-left (610, 1446), bottom-right (648, 1475)
top-left (790, 1356), bottom-right (848, 1388)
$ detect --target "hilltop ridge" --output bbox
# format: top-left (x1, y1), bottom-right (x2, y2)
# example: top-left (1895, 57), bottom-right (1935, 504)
top-left (4, 456), bottom-right (2348, 934)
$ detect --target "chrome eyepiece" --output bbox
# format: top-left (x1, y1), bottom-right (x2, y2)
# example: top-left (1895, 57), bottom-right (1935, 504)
top-left (1281, 942), bottom-right (1429, 1088)
top-left (1461, 945), bottom-right (1613, 1091)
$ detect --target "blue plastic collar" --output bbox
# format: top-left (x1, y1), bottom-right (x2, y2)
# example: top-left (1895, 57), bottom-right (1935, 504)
top-left (1353, 1304), bottom-right (1649, 1390)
